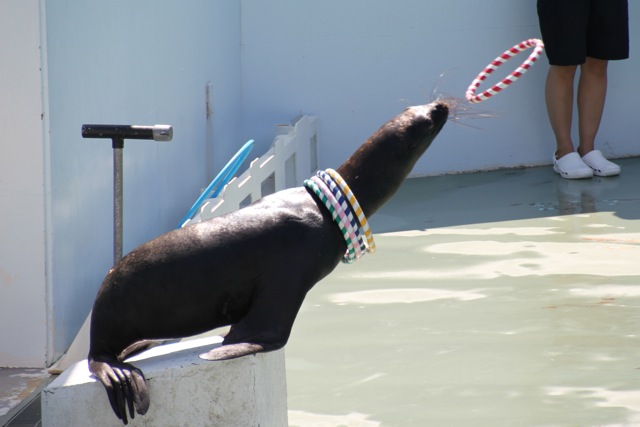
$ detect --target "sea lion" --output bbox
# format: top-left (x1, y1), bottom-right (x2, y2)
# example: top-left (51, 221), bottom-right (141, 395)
top-left (88, 100), bottom-right (449, 424)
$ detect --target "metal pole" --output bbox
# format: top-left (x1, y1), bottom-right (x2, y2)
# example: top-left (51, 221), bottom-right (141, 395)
top-left (82, 124), bottom-right (173, 266)
top-left (112, 138), bottom-right (124, 264)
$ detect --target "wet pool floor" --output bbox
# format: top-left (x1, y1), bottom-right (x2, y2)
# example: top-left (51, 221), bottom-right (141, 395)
top-left (2, 159), bottom-right (639, 427)
top-left (286, 159), bottom-right (640, 427)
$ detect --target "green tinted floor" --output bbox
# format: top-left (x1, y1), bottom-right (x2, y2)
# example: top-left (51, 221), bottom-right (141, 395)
top-left (3, 159), bottom-right (640, 427)
top-left (286, 158), bottom-right (640, 427)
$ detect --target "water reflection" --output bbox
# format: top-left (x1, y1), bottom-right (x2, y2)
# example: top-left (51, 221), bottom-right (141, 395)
top-left (289, 410), bottom-right (381, 427)
top-left (555, 176), bottom-right (620, 214)
top-left (330, 288), bottom-right (487, 305)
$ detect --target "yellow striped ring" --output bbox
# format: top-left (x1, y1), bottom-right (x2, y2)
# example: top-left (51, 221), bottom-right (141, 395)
top-left (325, 168), bottom-right (376, 253)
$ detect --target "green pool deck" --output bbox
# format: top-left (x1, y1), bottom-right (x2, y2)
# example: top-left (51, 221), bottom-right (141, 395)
top-left (2, 158), bottom-right (640, 427)
top-left (286, 158), bottom-right (640, 427)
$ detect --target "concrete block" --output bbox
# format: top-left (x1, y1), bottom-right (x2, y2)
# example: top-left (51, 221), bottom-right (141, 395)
top-left (41, 336), bottom-right (287, 426)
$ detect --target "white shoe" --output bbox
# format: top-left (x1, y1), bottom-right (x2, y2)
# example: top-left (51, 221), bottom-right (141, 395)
top-left (553, 152), bottom-right (593, 179)
top-left (581, 150), bottom-right (621, 177)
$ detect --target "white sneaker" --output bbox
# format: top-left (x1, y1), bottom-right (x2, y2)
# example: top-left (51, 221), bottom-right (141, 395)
top-left (581, 150), bottom-right (621, 177)
top-left (553, 152), bottom-right (593, 179)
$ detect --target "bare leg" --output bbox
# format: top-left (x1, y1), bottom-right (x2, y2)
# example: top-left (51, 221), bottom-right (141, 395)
top-left (576, 57), bottom-right (608, 156)
top-left (545, 65), bottom-right (578, 159)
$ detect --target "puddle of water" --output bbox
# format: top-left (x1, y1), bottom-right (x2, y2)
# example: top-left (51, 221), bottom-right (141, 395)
top-left (330, 288), bottom-right (487, 305)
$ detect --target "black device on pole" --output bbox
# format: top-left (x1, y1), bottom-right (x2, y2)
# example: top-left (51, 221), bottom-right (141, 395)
top-left (82, 124), bottom-right (173, 264)
top-left (81, 124), bottom-right (173, 142)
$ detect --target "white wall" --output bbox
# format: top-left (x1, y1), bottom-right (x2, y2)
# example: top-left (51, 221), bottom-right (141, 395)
top-left (0, 0), bottom-right (48, 368)
top-left (240, 0), bottom-right (640, 175)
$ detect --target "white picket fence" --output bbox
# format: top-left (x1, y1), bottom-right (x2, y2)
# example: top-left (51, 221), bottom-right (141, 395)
top-left (187, 115), bottom-right (318, 224)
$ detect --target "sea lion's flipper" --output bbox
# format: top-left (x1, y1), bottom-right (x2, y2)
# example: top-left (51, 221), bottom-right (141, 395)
top-left (119, 339), bottom-right (164, 361)
top-left (199, 285), bottom-right (303, 361)
top-left (89, 356), bottom-right (149, 425)
top-left (199, 342), bottom-right (264, 361)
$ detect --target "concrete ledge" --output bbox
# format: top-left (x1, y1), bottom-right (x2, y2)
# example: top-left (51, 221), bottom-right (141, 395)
top-left (41, 336), bottom-right (287, 426)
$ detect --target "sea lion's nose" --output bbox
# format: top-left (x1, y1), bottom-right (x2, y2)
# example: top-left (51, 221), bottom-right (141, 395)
top-left (429, 101), bottom-right (450, 122)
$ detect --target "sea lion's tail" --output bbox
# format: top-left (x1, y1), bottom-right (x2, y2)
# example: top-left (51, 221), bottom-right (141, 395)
top-left (89, 355), bottom-right (149, 425)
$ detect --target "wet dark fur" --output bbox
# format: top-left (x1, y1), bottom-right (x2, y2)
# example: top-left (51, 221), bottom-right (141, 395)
top-left (88, 100), bottom-right (449, 424)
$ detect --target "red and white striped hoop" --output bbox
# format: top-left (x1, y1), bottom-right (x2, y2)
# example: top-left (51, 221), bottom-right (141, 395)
top-left (466, 38), bottom-right (544, 104)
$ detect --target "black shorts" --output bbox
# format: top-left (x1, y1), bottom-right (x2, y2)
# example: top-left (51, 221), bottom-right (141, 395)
top-left (537, 0), bottom-right (629, 66)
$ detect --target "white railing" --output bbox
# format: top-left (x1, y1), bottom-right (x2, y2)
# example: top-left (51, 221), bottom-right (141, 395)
top-left (188, 115), bottom-right (318, 223)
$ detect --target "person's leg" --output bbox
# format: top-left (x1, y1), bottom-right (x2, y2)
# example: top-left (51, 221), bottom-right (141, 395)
top-left (545, 65), bottom-right (578, 159)
top-left (576, 57), bottom-right (608, 156)
top-left (538, 0), bottom-right (594, 179)
top-left (576, 56), bottom-right (620, 176)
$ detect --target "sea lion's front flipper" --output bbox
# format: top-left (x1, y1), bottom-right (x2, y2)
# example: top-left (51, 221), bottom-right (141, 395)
top-left (199, 284), bottom-right (302, 361)
top-left (199, 343), bottom-right (264, 361)
top-left (89, 357), bottom-right (149, 425)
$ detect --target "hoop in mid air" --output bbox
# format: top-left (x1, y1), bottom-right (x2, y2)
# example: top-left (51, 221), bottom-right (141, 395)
top-left (465, 38), bottom-right (544, 104)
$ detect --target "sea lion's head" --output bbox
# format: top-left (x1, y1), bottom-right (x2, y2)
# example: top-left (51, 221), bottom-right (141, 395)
top-left (337, 100), bottom-right (449, 216)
